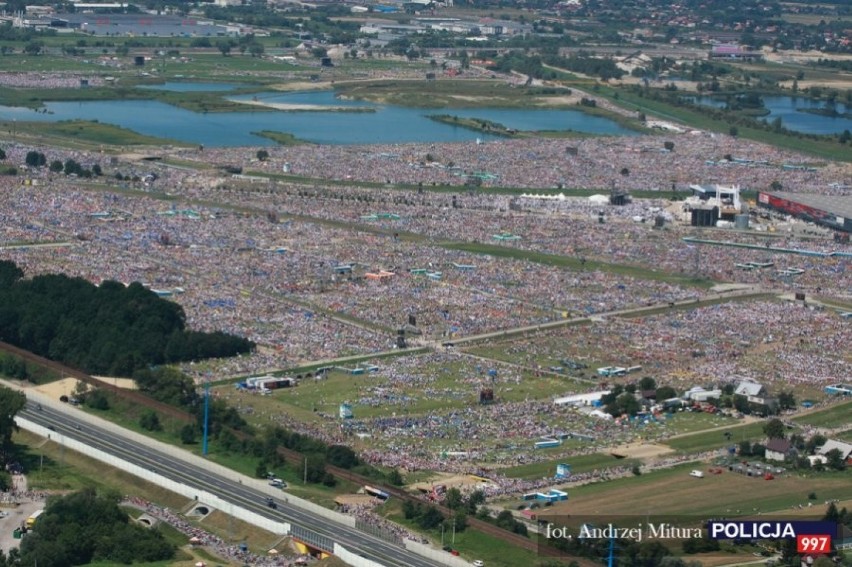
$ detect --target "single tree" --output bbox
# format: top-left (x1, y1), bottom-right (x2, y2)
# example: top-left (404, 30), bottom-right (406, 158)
top-left (763, 418), bottom-right (786, 440)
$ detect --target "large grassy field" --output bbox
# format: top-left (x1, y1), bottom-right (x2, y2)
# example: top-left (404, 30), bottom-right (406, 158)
top-left (1, 119), bottom-right (187, 149)
top-left (214, 360), bottom-right (589, 423)
top-left (662, 421), bottom-right (777, 453)
top-left (499, 413), bottom-right (750, 480)
top-left (791, 400), bottom-right (852, 428)
top-left (546, 462), bottom-right (852, 517)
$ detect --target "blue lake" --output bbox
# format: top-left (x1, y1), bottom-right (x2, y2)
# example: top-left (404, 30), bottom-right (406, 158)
top-left (0, 90), bottom-right (637, 146)
top-left (686, 95), bottom-right (851, 135)
top-left (760, 96), bottom-right (851, 135)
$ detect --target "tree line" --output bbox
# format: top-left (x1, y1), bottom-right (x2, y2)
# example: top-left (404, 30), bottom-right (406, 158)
top-left (0, 261), bottom-right (254, 377)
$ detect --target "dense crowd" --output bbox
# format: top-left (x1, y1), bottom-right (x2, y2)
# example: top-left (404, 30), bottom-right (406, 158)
top-left (175, 134), bottom-right (852, 194)
top-left (0, 133), bottom-right (847, 493)
top-left (0, 72), bottom-right (106, 89)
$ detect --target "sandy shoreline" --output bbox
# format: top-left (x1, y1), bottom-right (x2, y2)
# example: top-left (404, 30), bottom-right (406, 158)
top-left (232, 99), bottom-right (367, 112)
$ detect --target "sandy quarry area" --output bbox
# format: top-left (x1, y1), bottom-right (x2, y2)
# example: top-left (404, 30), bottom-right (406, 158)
top-left (31, 376), bottom-right (137, 400)
top-left (608, 443), bottom-right (675, 460)
top-left (32, 377), bottom-right (81, 400)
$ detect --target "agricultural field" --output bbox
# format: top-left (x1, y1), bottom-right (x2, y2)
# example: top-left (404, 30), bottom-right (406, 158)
top-left (546, 462), bottom-right (852, 517)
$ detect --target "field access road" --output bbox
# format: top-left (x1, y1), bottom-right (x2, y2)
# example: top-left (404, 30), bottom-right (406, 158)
top-left (435, 285), bottom-right (771, 348)
top-left (17, 401), bottom-right (446, 567)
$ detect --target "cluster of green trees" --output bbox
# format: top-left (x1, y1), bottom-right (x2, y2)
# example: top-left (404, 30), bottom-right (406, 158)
top-left (494, 509), bottom-right (528, 536)
top-left (551, 52), bottom-right (626, 81)
top-left (0, 387), bottom-right (26, 463)
top-left (130, 366), bottom-right (250, 446)
top-left (19, 488), bottom-right (175, 567)
top-left (679, 535), bottom-right (720, 555)
top-left (24, 151), bottom-right (47, 168)
top-left (0, 261), bottom-right (254, 376)
top-left (402, 500), bottom-right (453, 531)
top-left (0, 353), bottom-right (31, 381)
top-left (247, 426), bottom-right (384, 487)
top-left (441, 487), bottom-right (530, 536)
top-left (599, 377), bottom-right (676, 417)
top-left (48, 159), bottom-right (102, 178)
top-left (0, 25), bottom-right (49, 42)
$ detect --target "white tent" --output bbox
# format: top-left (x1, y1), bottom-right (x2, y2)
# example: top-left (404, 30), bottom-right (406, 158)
top-left (590, 409), bottom-right (613, 420)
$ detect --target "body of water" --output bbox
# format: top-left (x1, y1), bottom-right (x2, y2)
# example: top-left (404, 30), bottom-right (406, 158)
top-left (0, 90), bottom-right (637, 146)
top-left (686, 95), bottom-right (851, 135)
top-left (760, 96), bottom-right (850, 135)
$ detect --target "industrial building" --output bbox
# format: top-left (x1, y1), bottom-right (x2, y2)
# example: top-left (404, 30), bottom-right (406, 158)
top-left (757, 191), bottom-right (852, 233)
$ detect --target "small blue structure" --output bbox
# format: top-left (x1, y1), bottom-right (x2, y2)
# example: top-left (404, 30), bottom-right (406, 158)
top-left (555, 463), bottom-right (571, 479)
top-left (825, 384), bottom-right (852, 396)
top-left (523, 488), bottom-right (568, 502)
top-left (597, 366), bottom-right (627, 377)
top-left (452, 263), bottom-right (476, 271)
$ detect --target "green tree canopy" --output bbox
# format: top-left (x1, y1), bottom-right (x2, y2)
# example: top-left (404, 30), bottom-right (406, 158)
top-left (0, 261), bottom-right (254, 376)
top-left (20, 488), bottom-right (175, 566)
top-left (0, 387), bottom-right (26, 455)
top-left (763, 418), bottom-right (785, 440)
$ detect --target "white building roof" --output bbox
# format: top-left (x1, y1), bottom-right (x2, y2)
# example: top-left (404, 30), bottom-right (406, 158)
top-left (817, 440), bottom-right (852, 460)
top-left (734, 380), bottom-right (764, 397)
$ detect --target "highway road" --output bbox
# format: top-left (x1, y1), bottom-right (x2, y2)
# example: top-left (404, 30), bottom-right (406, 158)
top-left (19, 403), bottom-right (450, 567)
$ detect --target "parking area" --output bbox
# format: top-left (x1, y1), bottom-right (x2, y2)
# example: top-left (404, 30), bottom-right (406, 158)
top-left (0, 477), bottom-right (46, 554)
